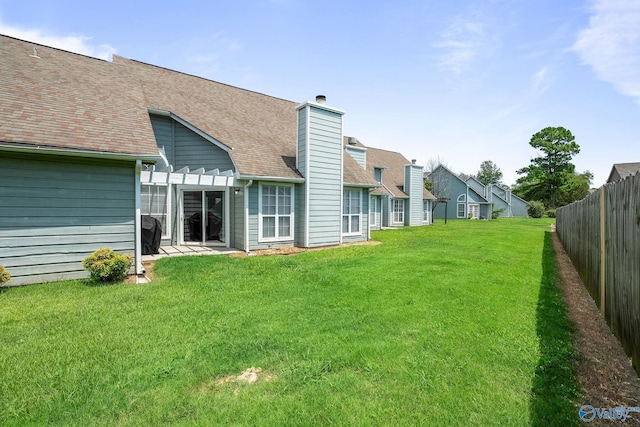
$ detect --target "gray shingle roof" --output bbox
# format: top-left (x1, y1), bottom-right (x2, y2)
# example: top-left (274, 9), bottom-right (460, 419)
top-left (608, 162), bottom-right (640, 183)
top-left (0, 35), bottom-right (159, 157)
top-left (346, 137), bottom-right (435, 200)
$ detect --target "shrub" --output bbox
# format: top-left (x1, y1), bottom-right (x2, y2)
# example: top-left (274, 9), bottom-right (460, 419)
top-left (546, 209), bottom-right (556, 218)
top-left (491, 207), bottom-right (506, 219)
top-left (82, 248), bottom-right (133, 282)
top-left (0, 265), bottom-right (11, 284)
top-left (527, 201), bottom-right (546, 218)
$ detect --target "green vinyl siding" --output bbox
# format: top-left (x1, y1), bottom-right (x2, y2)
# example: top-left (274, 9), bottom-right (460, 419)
top-left (150, 114), bottom-right (234, 172)
top-left (404, 164), bottom-right (425, 226)
top-left (0, 153), bottom-right (136, 286)
top-left (301, 104), bottom-right (344, 247)
top-left (345, 146), bottom-right (366, 169)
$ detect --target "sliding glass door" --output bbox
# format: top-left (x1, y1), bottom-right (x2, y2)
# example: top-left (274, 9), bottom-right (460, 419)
top-left (182, 190), bottom-right (225, 244)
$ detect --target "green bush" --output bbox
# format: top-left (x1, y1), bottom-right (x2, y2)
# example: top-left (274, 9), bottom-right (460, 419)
top-left (546, 209), bottom-right (556, 218)
top-left (0, 265), bottom-right (11, 284)
top-left (527, 201), bottom-right (546, 218)
top-left (491, 207), bottom-right (506, 219)
top-left (82, 248), bottom-right (133, 282)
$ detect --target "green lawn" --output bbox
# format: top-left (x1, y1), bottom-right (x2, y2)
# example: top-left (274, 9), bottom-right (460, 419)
top-left (0, 218), bottom-right (579, 426)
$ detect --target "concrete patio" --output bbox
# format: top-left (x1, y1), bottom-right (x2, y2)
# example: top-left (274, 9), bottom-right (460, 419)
top-left (142, 245), bottom-right (242, 262)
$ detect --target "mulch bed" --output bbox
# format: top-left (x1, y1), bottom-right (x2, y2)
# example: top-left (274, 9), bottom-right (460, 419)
top-left (552, 232), bottom-right (640, 425)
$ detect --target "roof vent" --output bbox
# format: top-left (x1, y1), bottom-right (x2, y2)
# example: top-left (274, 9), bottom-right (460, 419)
top-left (315, 95), bottom-right (326, 104)
top-left (30, 47), bottom-right (40, 58)
top-left (348, 137), bottom-right (357, 145)
top-left (411, 159), bottom-right (417, 164)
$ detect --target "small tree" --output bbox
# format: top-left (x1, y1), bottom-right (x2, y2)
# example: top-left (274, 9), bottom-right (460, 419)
top-left (82, 248), bottom-right (133, 283)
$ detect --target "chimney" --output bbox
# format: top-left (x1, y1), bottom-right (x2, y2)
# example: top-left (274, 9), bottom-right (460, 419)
top-left (315, 95), bottom-right (326, 104)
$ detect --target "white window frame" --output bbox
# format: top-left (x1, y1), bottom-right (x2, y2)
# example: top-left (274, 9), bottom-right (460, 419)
top-left (342, 189), bottom-right (362, 236)
top-left (457, 194), bottom-right (466, 218)
top-left (393, 199), bottom-right (404, 224)
top-left (141, 183), bottom-right (170, 238)
top-left (258, 183), bottom-right (294, 242)
top-left (422, 200), bottom-right (431, 224)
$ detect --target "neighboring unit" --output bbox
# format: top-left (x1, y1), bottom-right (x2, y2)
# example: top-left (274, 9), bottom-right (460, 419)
top-left (344, 138), bottom-right (435, 229)
top-left (427, 165), bottom-right (528, 220)
top-left (606, 162), bottom-right (640, 183)
top-left (0, 35), bottom-right (428, 285)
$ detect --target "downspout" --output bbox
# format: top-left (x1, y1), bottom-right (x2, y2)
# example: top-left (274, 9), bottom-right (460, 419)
top-left (134, 160), bottom-right (144, 277)
top-left (243, 179), bottom-right (254, 254)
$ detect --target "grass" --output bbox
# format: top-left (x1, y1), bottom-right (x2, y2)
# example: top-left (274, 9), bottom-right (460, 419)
top-left (0, 218), bottom-right (580, 426)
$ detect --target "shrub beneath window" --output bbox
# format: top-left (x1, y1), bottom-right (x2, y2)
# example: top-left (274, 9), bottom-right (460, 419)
top-left (527, 201), bottom-right (546, 218)
top-left (0, 265), bottom-right (11, 285)
top-left (82, 248), bottom-right (133, 282)
top-left (546, 209), bottom-right (556, 218)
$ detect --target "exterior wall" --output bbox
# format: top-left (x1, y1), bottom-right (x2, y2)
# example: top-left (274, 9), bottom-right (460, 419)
top-left (382, 196), bottom-right (391, 227)
top-left (297, 103), bottom-right (344, 247)
top-left (468, 189), bottom-right (486, 203)
top-left (404, 164), bottom-right (425, 226)
top-left (0, 152), bottom-right (136, 286)
top-left (431, 167), bottom-right (469, 220)
top-left (510, 196), bottom-right (529, 217)
top-left (345, 146), bottom-right (367, 169)
top-left (492, 197), bottom-right (510, 217)
top-left (150, 115), bottom-right (235, 172)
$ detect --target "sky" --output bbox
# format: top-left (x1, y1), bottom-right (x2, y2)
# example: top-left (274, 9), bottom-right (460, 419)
top-left (1, 0), bottom-right (639, 187)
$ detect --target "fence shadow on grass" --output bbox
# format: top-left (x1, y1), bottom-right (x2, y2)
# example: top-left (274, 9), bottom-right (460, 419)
top-left (529, 231), bottom-right (580, 426)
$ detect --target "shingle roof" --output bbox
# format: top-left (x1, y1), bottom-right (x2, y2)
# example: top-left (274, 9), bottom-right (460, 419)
top-left (0, 35), bottom-right (159, 157)
top-left (347, 138), bottom-right (435, 200)
top-left (114, 56), bottom-right (303, 179)
top-left (607, 162), bottom-right (640, 183)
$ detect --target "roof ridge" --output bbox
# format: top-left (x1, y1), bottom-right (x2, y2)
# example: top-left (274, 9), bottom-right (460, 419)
top-left (1, 33), bottom-right (111, 63)
top-left (113, 55), bottom-right (298, 105)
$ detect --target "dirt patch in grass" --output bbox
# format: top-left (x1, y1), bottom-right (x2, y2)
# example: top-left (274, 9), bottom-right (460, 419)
top-left (229, 240), bottom-right (381, 258)
top-left (552, 232), bottom-right (640, 425)
top-left (198, 367), bottom-right (276, 395)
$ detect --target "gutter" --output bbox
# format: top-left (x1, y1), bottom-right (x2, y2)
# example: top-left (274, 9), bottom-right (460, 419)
top-left (237, 174), bottom-right (305, 184)
top-left (0, 142), bottom-right (161, 164)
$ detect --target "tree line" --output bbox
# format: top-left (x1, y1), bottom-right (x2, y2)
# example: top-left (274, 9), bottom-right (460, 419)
top-left (425, 126), bottom-right (592, 215)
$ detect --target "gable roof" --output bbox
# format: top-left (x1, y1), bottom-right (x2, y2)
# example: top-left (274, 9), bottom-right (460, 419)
top-left (114, 56), bottom-right (304, 179)
top-left (348, 138), bottom-right (435, 200)
top-left (607, 162), bottom-right (640, 183)
top-left (0, 35), bottom-right (159, 159)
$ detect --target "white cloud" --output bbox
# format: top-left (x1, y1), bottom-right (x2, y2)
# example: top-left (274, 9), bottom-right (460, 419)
top-left (435, 15), bottom-right (486, 75)
top-left (0, 19), bottom-right (116, 60)
top-left (532, 66), bottom-right (552, 95)
top-left (572, 0), bottom-right (640, 103)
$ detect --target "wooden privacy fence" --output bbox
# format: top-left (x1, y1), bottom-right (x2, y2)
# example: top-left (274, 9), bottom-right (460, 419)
top-left (557, 172), bottom-right (640, 375)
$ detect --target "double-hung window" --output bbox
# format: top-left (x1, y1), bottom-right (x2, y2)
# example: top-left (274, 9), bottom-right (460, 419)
top-left (259, 184), bottom-right (293, 241)
top-left (393, 199), bottom-right (404, 224)
top-left (342, 189), bottom-right (361, 235)
top-left (141, 184), bottom-right (168, 237)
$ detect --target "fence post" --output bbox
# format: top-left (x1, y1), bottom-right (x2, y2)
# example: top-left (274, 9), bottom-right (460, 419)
top-left (600, 186), bottom-right (606, 316)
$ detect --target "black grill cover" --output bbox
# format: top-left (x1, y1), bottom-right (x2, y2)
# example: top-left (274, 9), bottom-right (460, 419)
top-left (141, 215), bottom-right (162, 255)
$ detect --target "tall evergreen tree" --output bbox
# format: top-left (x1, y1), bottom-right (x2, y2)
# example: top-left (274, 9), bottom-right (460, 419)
top-left (476, 160), bottom-right (503, 186)
top-left (516, 127), bottom-right (580, 208)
